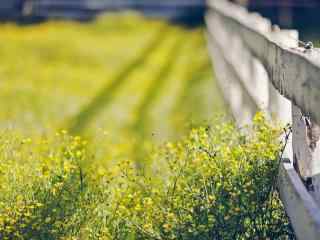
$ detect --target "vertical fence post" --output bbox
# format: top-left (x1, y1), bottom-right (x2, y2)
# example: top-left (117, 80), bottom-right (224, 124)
top-left (292, 104), bottom-right (320, 201)
top-left (268, 29), bottom-right (298, 160)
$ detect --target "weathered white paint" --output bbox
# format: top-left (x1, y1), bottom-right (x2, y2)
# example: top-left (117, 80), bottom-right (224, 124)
top-left (278, 162), bottom-right (320, 240)
top-left (207, 31), bottom-right (258, 126)
top-left (292, 104), bottom-right (320, 204)
top-left (270, 30), bottom-right (297, 163)
top-left (207, 0), bottom-right (320, 126)
top-left (206, 0), bottom-right (320, 238)
top-left (292, 105), bottom-right (320, 177)
top-left (206, 11), bottom-right (269, 113)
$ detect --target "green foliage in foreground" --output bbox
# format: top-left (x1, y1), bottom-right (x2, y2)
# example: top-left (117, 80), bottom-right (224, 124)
top-left (0, 113), bottom-right (294, 239)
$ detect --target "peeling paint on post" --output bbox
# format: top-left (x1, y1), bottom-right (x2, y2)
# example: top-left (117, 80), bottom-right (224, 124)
top-left (292, 104), bottom-right (320, 202)
top-left (278, 162), bottom-right (320, 240)
top-left (292, 105), bottom-right (320, 178)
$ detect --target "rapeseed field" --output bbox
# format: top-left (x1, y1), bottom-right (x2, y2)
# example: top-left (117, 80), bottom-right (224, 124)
top-left (0, 14), bottom-right (293, 239)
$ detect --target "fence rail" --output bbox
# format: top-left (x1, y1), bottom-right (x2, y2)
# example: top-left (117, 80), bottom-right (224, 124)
top-left (205, 0), bottom-right (320, 239)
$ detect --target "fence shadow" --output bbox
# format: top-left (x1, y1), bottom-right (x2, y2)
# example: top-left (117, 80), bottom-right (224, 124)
top-left (68, 27), bottom-right (168, 134)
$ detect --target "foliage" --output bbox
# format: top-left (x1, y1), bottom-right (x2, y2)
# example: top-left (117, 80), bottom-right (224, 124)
top-left (104, 113), bottom-right (294, 240)
top-left (0, 113), bottom-right (294, 239)
top-left (0, 14), bottom-right (293, 240)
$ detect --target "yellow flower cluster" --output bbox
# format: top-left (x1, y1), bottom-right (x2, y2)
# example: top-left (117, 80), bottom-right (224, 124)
top-left (0, 9), bottom-right (291, 240)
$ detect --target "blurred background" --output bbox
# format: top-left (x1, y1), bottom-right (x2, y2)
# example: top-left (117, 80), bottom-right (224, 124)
top-left (0, 0), bottom-right (206, 26)
top-left (1, 0), bottom-right (320, 39)
top-left (233, 0), bottom-right (320, 40)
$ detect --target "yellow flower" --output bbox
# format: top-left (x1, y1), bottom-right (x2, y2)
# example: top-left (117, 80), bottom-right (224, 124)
top-left (51, 188), bottom-right (57, 196)
top-left (163, 223), bottom-right (172, 232)
top-left (134, 204), bottom-right (141, 211)
top-left (24, 211), bottom-right (31, 217)
top-left (74, 136), bottom-right (81, 142)
top-left (143, 197), bottom-right (153, 207)
top-left (208, 195), bottom-right (216, 202)
top-left (76, 151), bottom-right (82, 158)
top-left (143, 223), bottom-right (152, 231)
top-left (35, 202), bottom-right (43, 207)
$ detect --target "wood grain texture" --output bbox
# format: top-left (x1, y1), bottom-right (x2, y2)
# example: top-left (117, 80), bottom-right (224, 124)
top-left (278, 162), bottom-right (320, 240)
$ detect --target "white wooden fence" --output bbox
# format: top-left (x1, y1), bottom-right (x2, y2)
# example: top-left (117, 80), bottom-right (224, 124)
top-left (206, 0), bottom-right (320, 239)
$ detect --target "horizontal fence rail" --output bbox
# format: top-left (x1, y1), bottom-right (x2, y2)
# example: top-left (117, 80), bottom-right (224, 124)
top-left (205, 0), bottom-right (320, 239)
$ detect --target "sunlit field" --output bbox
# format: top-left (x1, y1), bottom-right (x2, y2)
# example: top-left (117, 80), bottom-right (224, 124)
top-left (0, 14), bottom-right (293, 240)
top-left (0, 14), bottom-right (225, 136)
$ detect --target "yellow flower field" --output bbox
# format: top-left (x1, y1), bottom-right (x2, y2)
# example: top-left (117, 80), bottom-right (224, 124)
top-left (0, 13), bottom-right (292, 240)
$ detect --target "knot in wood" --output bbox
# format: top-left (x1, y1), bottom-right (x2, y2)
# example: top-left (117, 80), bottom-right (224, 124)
top-left (304, 42), bottom-right (313, 50)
